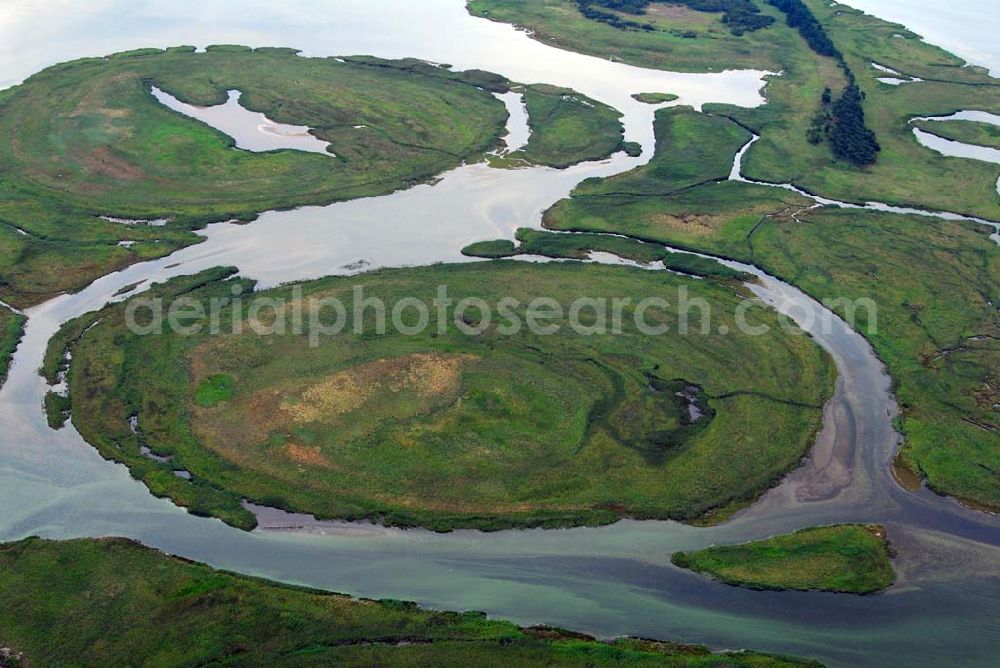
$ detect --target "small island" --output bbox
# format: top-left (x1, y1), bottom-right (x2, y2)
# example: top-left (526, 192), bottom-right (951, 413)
top-left (671, 524), bottom-right (896, 594)
top-left (632, 92), bottom-right (680, 104)
top-left (47, 263), bottom-right (833, 531)
top-left (462, 228), bottom-right (751, 280)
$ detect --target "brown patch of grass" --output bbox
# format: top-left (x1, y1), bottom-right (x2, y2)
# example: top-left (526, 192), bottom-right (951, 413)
top-left (283, 352), bottom-right (474, 424)
top-left (651, 212), bottom-right (718, 237)
top-left (80, 146), bottom-right (145, 181)
top-left (283, 443), bottom-right (336, 470)
top-left (644, 3), bottom-right (718, 29)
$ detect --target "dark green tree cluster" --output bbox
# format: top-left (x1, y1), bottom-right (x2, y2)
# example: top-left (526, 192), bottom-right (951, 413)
top-left (574, 0), bottom-right (774, 35)
top-left (765, 0), bottom-right (840, 57)
top-left (685, 0), bottom-right (775, 34)
top-left (767, 0), bottom-right (879, 166)
top-left (829, 84), bottom-right (880, 165)
top-left (574, 0), bottom-right (655, 30)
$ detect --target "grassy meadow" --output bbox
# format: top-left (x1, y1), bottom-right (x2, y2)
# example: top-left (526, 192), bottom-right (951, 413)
top-left (49, 262), bottom-right (833, 531)
top-left (672, 524), bottom-right (895, 594)
top-left (0, 537), bottom-right (822, 667)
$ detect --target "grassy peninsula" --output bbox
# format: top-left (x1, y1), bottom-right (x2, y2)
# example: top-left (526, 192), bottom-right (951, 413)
top-left (0, 47), bottom-right (510, 308)
top-left (672, 524), bottom-right (896, 594)
top-left (462, 228), bottom-right (751, 280)
top-left (47, 262), bottom-right (833, 531)
top-left (912, 119), bottom-right (1000, 151)
top-left (0, 305), bottom-right (25, 388)
top-left (0, 537), bottom-right (822, 667)
top-left (512, 84), bottom-right (627, 167)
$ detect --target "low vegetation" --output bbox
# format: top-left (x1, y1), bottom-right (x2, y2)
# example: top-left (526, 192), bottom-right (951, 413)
top-left (543, 102), bottom-right (1000, 511)
top-left (672, 524), bottom-right (895, 593)
top-left (0, 537), bottom-right (823, 666)
top-left (633, 92), bottom-right (679, 104)
top-left (464, 228), bottom-right (665, 263)
top-left (717, 0), bottom-right (1000, 217)
top-left (662, 252), bottom-right (749, 280)
top-left (461, 239), bottom-right (518, 258)
top-left (543, 107), bottom-right (754, 236)
top-left (0, 305), bottom-right (25, 388)
top-left (511, 84), bottom-right (627, 168)
top-left (0, 47), bottom-right (510, 307)
top-left (749, 209), bottom-right (1000, 511)
top-left (468, 0), bottom-right (795, 73)
top-left (472, 0), bottom-right (1000, 218)
top-left (573, 0), bottom-right (774, 36)
top-left (44, 392), bottom-right (71, 430)
top-left (49, 262), bottom-right (833, 530)
top-left (576, 106), bottom-right (750, 196)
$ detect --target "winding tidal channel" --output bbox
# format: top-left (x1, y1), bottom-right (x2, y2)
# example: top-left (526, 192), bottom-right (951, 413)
top-left (1, 2), bottom-right (998, 666)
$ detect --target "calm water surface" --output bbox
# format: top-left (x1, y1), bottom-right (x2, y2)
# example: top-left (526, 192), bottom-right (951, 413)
top-left (841, 0), bottom-right (1000, 76)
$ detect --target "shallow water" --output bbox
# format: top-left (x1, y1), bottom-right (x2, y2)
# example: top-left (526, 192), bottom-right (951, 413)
top-left (910, 110), bottom-right (1000, 197)
top-left (493, 91), bottom-right (530, 152)
top-left (151, 86), bottom-right (333, 154)
top-left (913, 128), bottom-right (1000, 165)
top-left (0, 2), bottom-right (999, 666)
top-left (842, 0), bottom-right (1000, 76)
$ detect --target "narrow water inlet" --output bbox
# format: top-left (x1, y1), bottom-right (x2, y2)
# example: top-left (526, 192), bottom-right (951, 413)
top-left (729, 131), bottom-right (1000, 242)
top-left (492, 91), bottom-right (531, 153)
top-left (909, 111), bottom-right (1000, 198)
top-left (150, 86), bottom-right (334, 155)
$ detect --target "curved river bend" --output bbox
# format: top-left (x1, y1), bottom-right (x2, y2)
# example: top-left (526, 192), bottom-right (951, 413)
top-left (0, 2), bottom-right (998, 666)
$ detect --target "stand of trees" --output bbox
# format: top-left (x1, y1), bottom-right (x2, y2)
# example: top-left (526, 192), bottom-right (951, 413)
top-left (574, 0), bottom-right (774, 35)
top-left (767, 0), bottom-right (879, 166)
top-left (574, 0), bottom-right (655, 30)
top-left (829, 84), bottom-right (880, 165)
top-left (765, 0), bottom-right (839, 58)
